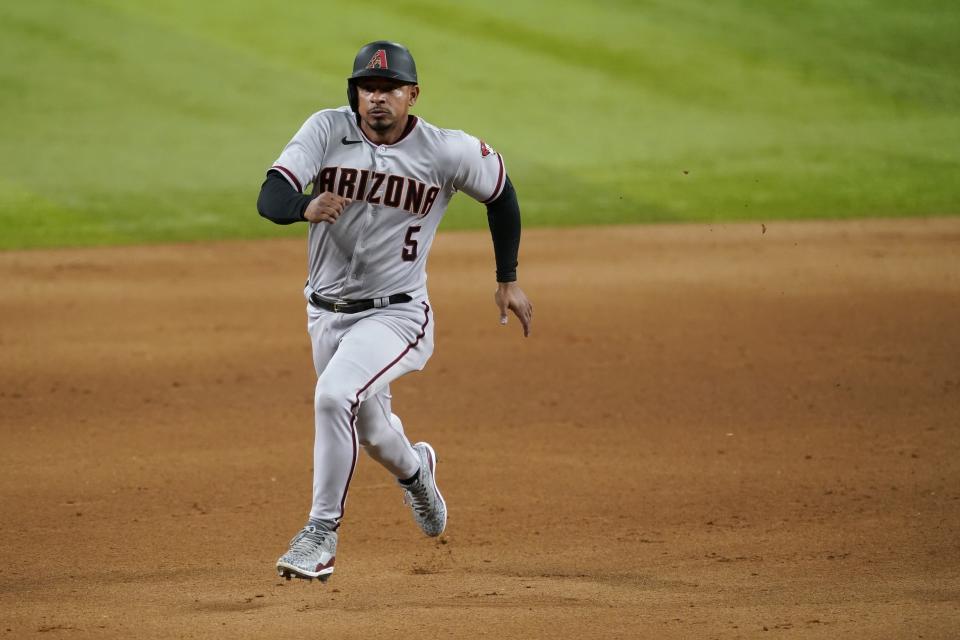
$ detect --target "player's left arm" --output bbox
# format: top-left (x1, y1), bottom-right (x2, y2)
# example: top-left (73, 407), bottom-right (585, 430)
top-left (450, 134), bottom-right (533, 337)
top-left (486, 175), bottom-right (533, 337)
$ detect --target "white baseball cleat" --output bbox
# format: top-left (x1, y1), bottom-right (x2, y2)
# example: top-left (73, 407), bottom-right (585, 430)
top-left (402, 442), bottom-right (447, 537)
top-left (276, 525), bottom-right (337, 582)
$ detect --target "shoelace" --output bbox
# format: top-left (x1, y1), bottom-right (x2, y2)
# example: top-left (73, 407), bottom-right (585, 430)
top-left (404, 480), bottom-right (434, 517)
top-left (289, 526), bottom-right (330, 555)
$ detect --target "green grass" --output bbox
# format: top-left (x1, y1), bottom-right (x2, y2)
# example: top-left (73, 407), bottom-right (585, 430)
top-left (1, 0), bottom-right (959, 249)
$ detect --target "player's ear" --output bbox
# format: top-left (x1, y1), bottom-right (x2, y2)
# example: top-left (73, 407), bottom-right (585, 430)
top-left (408, 85), bottom-right (419, 107)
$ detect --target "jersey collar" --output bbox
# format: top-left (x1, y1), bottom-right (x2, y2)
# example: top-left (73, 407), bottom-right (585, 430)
top-left (355, 115), bottom-right (419, 148)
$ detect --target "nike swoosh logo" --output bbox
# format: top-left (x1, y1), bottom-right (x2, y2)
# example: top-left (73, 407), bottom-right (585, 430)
top-left (341, 136), bottom-right (361, 145)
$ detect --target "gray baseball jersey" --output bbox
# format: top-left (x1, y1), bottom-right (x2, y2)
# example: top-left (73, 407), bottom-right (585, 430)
top-left (271, 107), bottom-right (506, 301)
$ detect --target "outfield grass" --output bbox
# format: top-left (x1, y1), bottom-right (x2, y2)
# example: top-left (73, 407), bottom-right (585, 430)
top-left (1, 0), bottom-right (958, 249)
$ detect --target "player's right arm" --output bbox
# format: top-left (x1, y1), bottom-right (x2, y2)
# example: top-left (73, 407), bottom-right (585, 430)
top-left (257, 171), bottom-right (312, 224)
top-left (257, 111), bottom-right (350, 225)
top-left (257, 174), bottom-right (351, 225)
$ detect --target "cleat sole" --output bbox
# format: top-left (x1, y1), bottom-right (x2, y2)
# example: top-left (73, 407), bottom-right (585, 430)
top-left (276, 563), bottom-right (334, 583)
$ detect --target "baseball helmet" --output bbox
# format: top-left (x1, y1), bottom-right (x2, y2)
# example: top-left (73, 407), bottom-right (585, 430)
top-left (347, 41), bottom-right (418, 112)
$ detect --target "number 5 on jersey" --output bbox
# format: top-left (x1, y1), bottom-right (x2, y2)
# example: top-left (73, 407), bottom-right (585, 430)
top-left (402, 225), bottom-right (421, 261)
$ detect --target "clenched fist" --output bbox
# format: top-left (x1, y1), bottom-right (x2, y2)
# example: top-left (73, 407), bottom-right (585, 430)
top-left (305, 192), bottom-right (352, 224)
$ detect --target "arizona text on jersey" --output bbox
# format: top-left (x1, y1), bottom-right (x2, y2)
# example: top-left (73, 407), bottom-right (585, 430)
top-left (272, 107), bottom-right (505, 303)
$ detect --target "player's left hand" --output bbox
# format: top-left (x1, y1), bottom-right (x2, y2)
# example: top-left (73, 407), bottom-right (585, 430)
top-left (495, 282), bottom-right (533, 337)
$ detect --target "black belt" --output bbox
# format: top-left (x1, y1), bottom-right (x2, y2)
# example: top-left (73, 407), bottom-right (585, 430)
top-left (309, 292), bottom-right (412, 314)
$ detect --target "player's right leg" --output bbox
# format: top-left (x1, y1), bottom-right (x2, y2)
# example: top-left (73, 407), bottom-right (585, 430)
top-left (277, 304), bottom-right (344, 582)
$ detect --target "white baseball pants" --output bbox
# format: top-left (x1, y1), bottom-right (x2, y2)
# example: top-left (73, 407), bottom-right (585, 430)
top-left (305, 298), bottom-right (434, 525)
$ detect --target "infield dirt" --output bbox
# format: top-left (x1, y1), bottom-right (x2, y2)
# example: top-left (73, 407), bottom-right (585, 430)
top-left (2, 219), bottom-right (959, 638)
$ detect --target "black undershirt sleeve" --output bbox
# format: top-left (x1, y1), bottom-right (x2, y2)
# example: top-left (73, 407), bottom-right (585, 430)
top-left (257, 170), bottom-right (313, 225)
top-left (485, 174), bottom-right (521, 283)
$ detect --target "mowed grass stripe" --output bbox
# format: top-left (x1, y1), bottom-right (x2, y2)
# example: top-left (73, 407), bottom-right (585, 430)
top-left (1, 0), bottom-right (958, 249)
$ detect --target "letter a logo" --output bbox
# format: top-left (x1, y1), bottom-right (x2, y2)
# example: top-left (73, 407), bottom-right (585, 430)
top-left (366, 49), bottom-right (388, 70)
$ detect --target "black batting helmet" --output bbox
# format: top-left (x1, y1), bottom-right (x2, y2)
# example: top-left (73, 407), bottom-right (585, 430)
top-left (347, 41), bottom-right (418, 112)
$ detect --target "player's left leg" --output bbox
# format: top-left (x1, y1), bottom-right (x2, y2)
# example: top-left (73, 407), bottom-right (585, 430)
top-left (355, 389), bottom-right (447, 537)
top-left (355, 388), bottom-right (419, 479)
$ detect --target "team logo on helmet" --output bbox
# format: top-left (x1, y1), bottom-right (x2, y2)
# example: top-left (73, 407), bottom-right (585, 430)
top-left (366, 49), bottom-right (389, 70)
top-left (479, 140), bottom-right (494, 157)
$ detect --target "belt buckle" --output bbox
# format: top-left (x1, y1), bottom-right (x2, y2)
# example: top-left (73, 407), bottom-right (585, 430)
top-left (333, 301), bottom-right (346, 313)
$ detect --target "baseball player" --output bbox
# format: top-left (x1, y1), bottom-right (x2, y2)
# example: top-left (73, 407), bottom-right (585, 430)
top-left (256, 40), bottom-right (533, 583)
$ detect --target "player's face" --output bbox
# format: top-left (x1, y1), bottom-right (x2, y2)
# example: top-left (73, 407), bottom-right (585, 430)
top-left (356, 78), bottom-right (419, 132)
